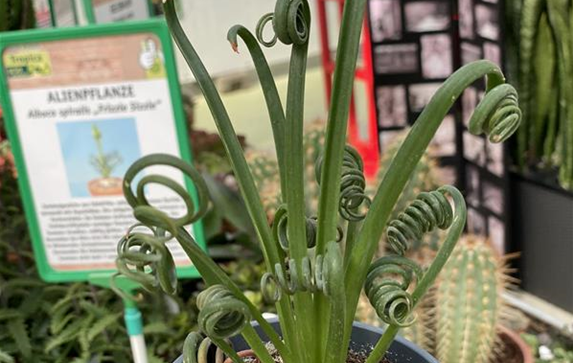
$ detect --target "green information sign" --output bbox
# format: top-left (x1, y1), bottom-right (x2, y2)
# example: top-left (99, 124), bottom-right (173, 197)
top-left (52, 0), bottom-right (79, 27)
top-left (82, 0), bottom-right (157, 24)
top-left (0, 20), bottom-right (205, 282)
top-left (33, 0), bottom-right (79, 28)
top-left (33, 0), bottom-right (55, 28)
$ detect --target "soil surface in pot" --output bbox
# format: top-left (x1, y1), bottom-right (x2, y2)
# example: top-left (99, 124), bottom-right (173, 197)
top-left (493, 333), bottom-right (524, 363)
top-left (240, 348), bottom-right (393, 363)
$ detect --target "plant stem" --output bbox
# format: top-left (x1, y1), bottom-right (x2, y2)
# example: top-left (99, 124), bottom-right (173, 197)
top-left (212, 338), bottom-right (245, 363)
top-left (176, 228), bottom-right (286, 363)
top-left (364, 325), bottom-right (399, 363)
top-left (343, 220), bottom-right (362, 270)
top-left (282, 9), bottom-right (317, 362)
top-left (314, 0), bottom-right (368, 356)
top-left (226, 26), bottom-right (287, 189)
top-left (322, 242), bottom-right (347, 363)
top-left (162, 2), bottom-right (298, 359)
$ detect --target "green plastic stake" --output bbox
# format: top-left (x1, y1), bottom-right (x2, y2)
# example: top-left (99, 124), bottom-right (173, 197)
top-left (89, 273), bottom-right (149, 363)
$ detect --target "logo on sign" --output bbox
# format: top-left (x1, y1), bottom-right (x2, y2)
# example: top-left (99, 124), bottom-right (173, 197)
top-left (4, 51), bottom-right (52, 78)
top-left (139, 39), bottom-right (165, 79)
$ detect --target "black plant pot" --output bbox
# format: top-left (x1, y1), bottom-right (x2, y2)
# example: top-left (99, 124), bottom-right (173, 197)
top-left (510, 172), bottom-right (573, 312)
top-left (173, 318), bottom-right (437, 363)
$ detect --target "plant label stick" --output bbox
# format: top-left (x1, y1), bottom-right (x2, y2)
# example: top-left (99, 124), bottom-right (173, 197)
top-left (0, 20), bottom-right (206, 283)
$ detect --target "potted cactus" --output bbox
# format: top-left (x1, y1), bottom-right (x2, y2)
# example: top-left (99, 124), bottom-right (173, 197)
top-left (398, 235), bottom-right (533, 363)
top-left (113, 0), bottom-right (521, 362)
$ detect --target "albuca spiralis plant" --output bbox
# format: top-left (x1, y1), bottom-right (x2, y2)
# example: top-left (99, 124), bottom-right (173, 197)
top-left (113, 0), bottom-right (521, 362)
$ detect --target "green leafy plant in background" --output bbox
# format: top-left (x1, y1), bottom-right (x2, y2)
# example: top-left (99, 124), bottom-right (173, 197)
top-left (0, 245), bottom-right (197, 362)
top-left (522, 332), bottom-right (573, 362)
top-left (506, 0), bottom-right (573, 190)
top-left (0, 0), bottom-right (35, 32)
top-left (112, 0), bottom-right (521, 362)
top-left (0, 143), bottom-right (197, 362)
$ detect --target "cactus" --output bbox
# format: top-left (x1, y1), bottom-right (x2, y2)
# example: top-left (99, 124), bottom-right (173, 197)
top-left (302, 120), bottom-right (326, 214)
top-left (248, 119), bottom-right (326, 217)
top-left (247, 151), bottom-right (282, 216)
top-left (433, 235), bottom-right (512, 363)
top-left (0, 0), bottom-right (35, 32)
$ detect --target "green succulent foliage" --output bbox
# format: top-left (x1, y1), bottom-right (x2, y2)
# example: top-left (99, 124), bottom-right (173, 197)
top-left (434, 236), bottom-right (506, 363)
top-left (249, 127), bottom-right (446, 325)
top-left (507, 0), bottom-right (573, 190)
top-left (522, 332), bottom-right (573, 363)
top-left (0, 0), bottom-right (35, 32)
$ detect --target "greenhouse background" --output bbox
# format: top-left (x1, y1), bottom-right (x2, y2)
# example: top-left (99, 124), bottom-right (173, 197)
top-left (0, 0), bottom-right (572, 362)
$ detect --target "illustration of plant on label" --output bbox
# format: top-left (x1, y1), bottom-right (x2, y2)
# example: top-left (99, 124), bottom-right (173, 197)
top-left (113, 0), bottom-right (522, 362)
top-left (88, 124), bottom-right (123, 196)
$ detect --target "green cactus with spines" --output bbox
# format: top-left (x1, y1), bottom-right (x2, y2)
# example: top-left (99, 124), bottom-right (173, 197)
top-left (302, 120), bottom-right (326, 214)
top-left (434, 235), bottom-right (509, 363)
top-left (248, 119), bottom-right (327, 218)
top-left (247, 151), bottom-right (282, 216)
top-left (0, 0), bottom-right (36, 32)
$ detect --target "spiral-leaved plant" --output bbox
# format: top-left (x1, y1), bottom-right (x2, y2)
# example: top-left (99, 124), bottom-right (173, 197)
top-left (114, 0), bottom-right (521, 362)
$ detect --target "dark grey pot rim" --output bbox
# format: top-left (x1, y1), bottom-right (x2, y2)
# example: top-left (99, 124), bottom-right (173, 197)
top-left (174, 317), bottom-right (437, 363)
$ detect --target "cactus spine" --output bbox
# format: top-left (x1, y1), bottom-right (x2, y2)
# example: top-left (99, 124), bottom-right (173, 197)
top-left (434, 236), bottom-right (508, 363)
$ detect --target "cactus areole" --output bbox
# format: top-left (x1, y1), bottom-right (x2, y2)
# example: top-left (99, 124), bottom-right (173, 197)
top-left (112, 0), bottom-right (522, 362)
